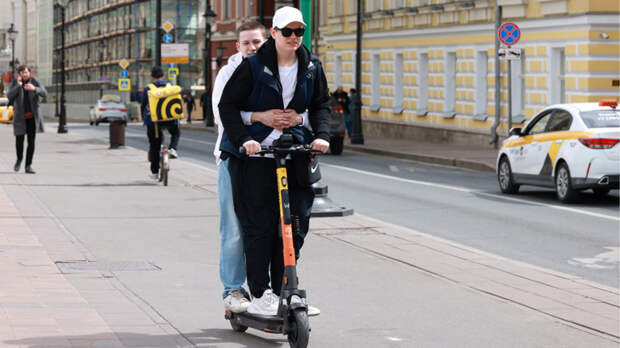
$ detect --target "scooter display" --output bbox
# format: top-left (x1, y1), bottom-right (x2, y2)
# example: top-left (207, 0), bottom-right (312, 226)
top-left (225, 133), bottom-right (321, 348)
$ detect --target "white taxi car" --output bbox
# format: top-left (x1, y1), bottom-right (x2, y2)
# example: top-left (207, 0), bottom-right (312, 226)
top-left (497, 100), bottom-right (619, 202)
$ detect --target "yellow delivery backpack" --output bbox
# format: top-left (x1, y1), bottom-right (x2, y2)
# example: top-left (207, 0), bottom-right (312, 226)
top-left (147, 83), bottom-right (184, 122)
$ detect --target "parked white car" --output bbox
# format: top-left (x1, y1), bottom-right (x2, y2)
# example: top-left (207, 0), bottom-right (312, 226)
top-left (497, 100), bottom-right (619, 202)
top-left (89, 94), bottom-right (128, 125)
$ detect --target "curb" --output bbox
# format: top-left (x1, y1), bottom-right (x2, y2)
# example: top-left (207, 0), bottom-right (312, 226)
top-left (346, 144), bottom-right (496, 172)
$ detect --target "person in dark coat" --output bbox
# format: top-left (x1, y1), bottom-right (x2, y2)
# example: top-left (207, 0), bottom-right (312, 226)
top-left (200, 90), bottom-right (214, 126)
top-left (7, 65), bottom-right (47, 174)
top-left (184, 92), bottom-right (196, 123)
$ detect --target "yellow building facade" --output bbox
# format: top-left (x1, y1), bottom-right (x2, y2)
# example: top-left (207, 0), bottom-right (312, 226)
top-left (318, 0), bottom-right (620, 145)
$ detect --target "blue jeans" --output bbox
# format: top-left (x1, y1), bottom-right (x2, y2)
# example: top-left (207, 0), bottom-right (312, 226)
top-left (218, 159), bottom-right (247, 298)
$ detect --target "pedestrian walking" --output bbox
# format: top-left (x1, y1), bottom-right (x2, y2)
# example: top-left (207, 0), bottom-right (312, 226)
top-left (184, 92), bottom-right (196, 124)
top-left (219, 6), bottom-right (330, 315)
top-left (333, 86), bottom-right (352, 136)
top-left (7, 65), bottom-right (47, 174)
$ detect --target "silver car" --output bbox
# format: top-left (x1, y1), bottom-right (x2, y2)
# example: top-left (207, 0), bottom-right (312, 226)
top-left (89, 94), bottom-right (128, 125)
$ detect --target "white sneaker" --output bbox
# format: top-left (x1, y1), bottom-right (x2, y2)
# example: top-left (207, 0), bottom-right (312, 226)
top-left (148, 173), bottom-right (159, 180)
top-left (168, 148), bottom-right (178, 159)
top-left (248, 289), bottom-right (279, 316)
top-left (224, 289), bottom-right (250, 313)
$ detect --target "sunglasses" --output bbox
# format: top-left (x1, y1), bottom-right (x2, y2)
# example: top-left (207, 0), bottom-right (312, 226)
top-left (278, 27), bottom-right (305, 37)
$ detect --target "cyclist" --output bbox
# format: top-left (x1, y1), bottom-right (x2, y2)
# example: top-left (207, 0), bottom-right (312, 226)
top-left (141, 66), bottom-right (181, 180)
top-left (219, 7), bottom-right (330, 315)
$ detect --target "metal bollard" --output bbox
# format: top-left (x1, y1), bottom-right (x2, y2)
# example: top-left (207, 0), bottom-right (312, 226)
top-left (310, 180), bottom-right (353, 217)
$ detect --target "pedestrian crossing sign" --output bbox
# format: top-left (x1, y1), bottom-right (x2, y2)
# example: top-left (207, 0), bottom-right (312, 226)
top-left (168, 67), bottom-right (179, 81)
top-left (118, 78), bottom-right (131, 91)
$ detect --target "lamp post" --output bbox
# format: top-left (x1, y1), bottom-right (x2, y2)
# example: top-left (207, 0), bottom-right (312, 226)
top-left (203, 1), bottom-right (216, 126)
top-left (57, 0), bottom-right (70, 134)
top-left (7, 23), bottom-right (17, 78)
top-left (216, 43), bottom-right (224, 68)
top-left (351, 0), bottom-right (364, 144)
top-left (98, 40), bottom-right (105, 98)
top-left (53, 51), bottom-right (59, 117)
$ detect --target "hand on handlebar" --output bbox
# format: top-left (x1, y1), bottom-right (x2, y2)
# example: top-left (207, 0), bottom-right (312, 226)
top-left (242, 140), bottom-right (261, 155)
top-left (311, 139), bottom-right (329, 153)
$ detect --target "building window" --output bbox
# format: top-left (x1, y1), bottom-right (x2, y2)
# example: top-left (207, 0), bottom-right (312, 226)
top-left (333, 1), bottom-right (343, 15)
top-left (393, 52), bottom-right (403, 113)
top-left (348, 0), bottom-right (358, 15)
top-left (335, 55), bottom-right (342, 88)
top-left (222, 0), bottom-right (231, 20)
top-left (366, 0), bottom-right (380, 12)
top-left (246, 0), bottom-right (252, 17)
top-left (237, 0), bottom-right (242, 18)
top-left (551, 47), bottom-right (565, 104)
top-left (371, 53), bottom-right (380, 110)
top-left (320, 0), bottom-right (327, 25)
top-left (474, 51), bottom-right (488, 118)
top-left (390, 0), bottom-right (406, 9)
top-left (418, 52), bottom-right (428, 115)
top-left (444, 52), bottom-right (456, 117)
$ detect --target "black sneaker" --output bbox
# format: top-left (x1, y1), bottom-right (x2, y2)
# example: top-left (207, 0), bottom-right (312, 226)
top-left (14, 159), bottom-right (21, 172)
top-left (25, 166), bottom-right (36, 174)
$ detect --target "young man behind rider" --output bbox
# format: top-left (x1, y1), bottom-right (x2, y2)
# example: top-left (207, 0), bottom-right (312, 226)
top-left (212, 21), bottom-right (311, 313)
top-left (219, 7), bottom-right (330, 315)
top-left (141, 66), bottom-right (181, 180)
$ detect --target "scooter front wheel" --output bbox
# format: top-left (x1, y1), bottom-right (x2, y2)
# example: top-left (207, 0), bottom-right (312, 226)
top-left (287, 309), bottom-right (310, 348)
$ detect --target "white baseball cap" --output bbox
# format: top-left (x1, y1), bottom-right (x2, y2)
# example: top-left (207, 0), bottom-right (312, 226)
top-left (272, 6), bottom-right (306, 29)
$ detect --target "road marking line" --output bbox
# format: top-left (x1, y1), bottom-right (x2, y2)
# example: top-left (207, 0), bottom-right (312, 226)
top-left (322, 163), bottom-right (620, 222)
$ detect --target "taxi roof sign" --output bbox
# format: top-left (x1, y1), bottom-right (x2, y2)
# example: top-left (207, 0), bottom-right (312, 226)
top-left (119, 59), bottom-right (130, 69)
top-left (162, 20), bottom-right (174, 33)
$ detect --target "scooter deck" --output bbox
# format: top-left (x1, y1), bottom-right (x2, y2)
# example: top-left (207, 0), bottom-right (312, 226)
top-left (226, 311), bottom-right (284, 333)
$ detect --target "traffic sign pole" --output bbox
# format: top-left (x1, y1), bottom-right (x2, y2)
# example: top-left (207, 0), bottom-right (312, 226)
top-left (498, 22), bottom-right (521, 131)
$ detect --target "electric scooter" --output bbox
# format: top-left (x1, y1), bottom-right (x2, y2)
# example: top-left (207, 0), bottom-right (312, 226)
top-left (225, 133), bottom-right (321, 348)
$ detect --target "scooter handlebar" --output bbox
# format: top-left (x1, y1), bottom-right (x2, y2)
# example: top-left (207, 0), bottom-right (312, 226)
top-left (238, 144), bottom-right (322, 156)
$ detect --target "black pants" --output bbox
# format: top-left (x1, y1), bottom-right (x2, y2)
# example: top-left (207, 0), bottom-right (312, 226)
top-left (16, 118), bottom-right (36, 166)
top-left (147, 123), bottom-right (180, 174)
top-left (228, 156), bottom-right (314, 298)
top-left (187, 106), bottom-right (193, 123)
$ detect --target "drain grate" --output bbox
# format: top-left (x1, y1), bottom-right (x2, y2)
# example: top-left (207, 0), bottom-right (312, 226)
top-left (56, 261), bottom-right (161, 273)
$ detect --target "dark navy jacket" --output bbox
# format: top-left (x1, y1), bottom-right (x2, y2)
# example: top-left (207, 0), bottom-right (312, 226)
top-left (218, 38), bottom-right (331, 158)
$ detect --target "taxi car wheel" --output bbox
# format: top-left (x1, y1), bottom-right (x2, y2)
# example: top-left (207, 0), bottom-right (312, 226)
top-left (592, 188), bottom-right (610, 197)
top-left (498, 156), bottom-right (520, 194)
top-left (555, 163), bottom-right (578, 203)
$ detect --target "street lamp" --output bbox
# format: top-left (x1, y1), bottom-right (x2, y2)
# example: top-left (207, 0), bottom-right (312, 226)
top-left (7, 23), bottom-right (18, 78)
top-left (57, 0), bottom-right (71, 134)
top-left (98, 40), bottom-right (105, 98)
top-left (216, 43), bottom-right (224, 67)
top-left (203, 1), bottom-right (216, 126)
top-left (351, 0), bottom-right (364, 144)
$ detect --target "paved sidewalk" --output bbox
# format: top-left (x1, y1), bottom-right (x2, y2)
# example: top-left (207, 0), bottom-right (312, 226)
top-left (0, 125), bottom-right (617, 347)
top-left (179, 122), bottom-right (498, 172)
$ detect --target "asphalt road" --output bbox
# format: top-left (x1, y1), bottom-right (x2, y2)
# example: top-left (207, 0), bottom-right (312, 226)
top-left (72, 122), bottom-right (619, 288)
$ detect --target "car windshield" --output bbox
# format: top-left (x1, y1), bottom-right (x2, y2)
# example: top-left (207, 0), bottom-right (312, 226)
top-left (580, 109), bottom-right (620, 128)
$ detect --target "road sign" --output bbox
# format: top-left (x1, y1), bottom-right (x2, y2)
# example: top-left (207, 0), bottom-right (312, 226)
top-left (163, 32), bottom-right (174, 43)
top-left (118, 78), bottom-right (131, 91)
top-left (162, 20), bottom-right (174, 33)
top-left (120, 70), bottom-right (129, 78)
top-left (119, 59), bottom-right (130, 69)
top-left (168, 67), bottom-right (179, 80)
top-left (498, 22), bottom-right (520, 46)
top-left (161, 43), bottom-right (189, 64)
top-left (168, 63), bottom-right (177, 68)
top-left (499, 48), bottom-right (522, 60)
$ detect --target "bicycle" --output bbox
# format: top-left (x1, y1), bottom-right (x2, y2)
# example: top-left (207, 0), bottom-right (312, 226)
top-left (158, 131), bottom-right (170, 186)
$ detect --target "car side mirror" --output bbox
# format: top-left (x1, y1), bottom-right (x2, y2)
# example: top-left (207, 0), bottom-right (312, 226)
top-left (509, 127), bottom-right (522, 136)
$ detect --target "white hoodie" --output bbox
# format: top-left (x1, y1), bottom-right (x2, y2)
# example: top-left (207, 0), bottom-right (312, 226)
top-left (212, 52), bottom-right (248, 165)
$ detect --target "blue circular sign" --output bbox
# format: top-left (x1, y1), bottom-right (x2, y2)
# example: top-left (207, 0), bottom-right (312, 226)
top-left (498, 22), bottom-right (520, 46)
top-left (120, 70), bottom-right (129, 78)
top-left (163, 33), bottom-right (174, 43)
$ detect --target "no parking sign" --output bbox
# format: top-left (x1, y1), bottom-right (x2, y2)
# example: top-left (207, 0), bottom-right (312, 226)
top-left (498, 22), bottom-right (520, 46)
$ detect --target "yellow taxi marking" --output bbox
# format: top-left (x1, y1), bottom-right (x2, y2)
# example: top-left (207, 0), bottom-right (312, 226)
top-left (502, 131), bottom-right (594, 149)
top-left (547, 140), bottom-right (563, 164)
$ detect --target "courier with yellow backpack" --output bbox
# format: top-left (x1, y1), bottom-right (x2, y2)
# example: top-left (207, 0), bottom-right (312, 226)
top-left (140, 66), bottom-right (183, 184)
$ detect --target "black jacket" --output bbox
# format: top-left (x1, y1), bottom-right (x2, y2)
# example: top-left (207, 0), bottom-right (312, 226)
top-left (218, 38), bottom-right (331, 148)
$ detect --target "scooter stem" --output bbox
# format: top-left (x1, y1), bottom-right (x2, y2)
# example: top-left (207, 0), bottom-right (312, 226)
top-left (276, 156), bottom-right (296, 268)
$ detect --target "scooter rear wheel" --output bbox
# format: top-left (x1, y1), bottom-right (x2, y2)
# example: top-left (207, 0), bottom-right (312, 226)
top-left (287, 309), bottom-right (310, 348)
